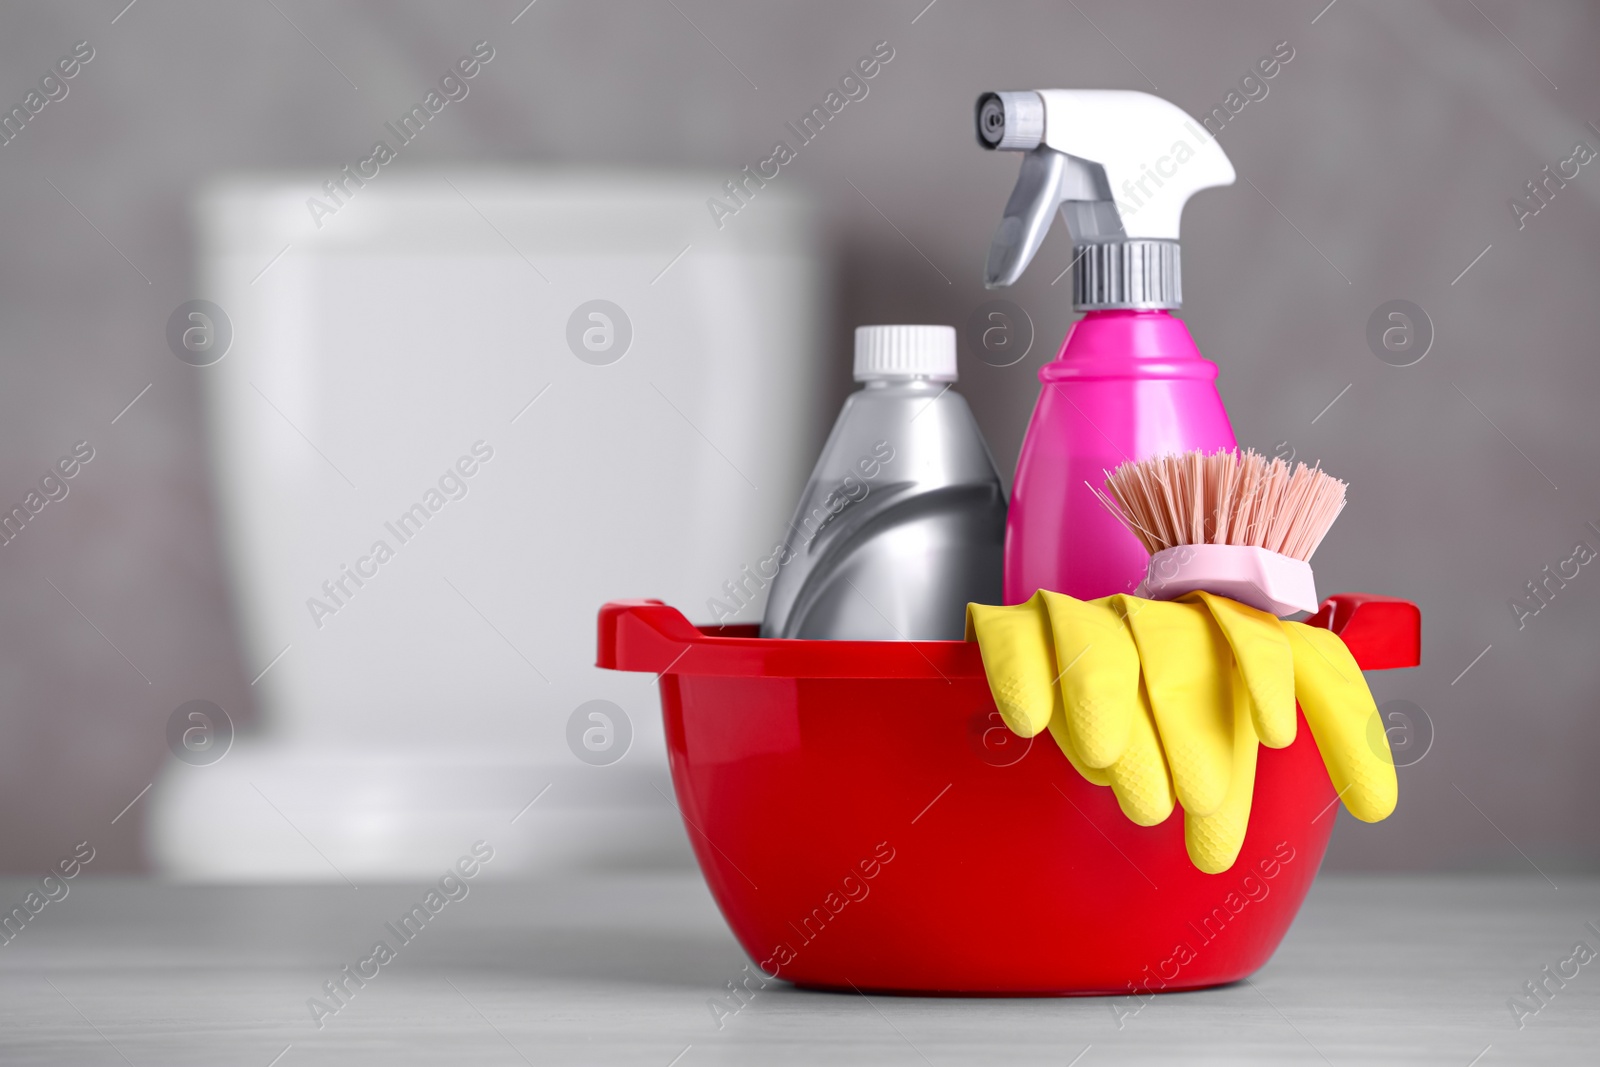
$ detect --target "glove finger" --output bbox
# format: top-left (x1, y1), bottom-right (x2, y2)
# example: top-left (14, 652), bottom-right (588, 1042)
top-left (1116, 595), bottom-right (1233, 817)
top-left (1041, 591), bottom-right (1140, 768)
top-left (1283, 621), bottom-right (1398, 823)
top-left (1046, 703), bottom-right (1111, 786)
top-left (967, 594), bottom-right (1058, 739)
top-left (1187, 590), bottom-right (1297, 749)
top-left (1184, 670), bottom-right (1260, 873)
top-left (1103, 677), bottom-right (1175, 826)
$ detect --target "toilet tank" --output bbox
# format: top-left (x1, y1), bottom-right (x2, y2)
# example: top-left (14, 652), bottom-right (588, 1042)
top-left (150, 172), bottom-right (829, 879)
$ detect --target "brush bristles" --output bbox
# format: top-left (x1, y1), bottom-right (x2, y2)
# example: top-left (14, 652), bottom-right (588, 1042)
top-left (1091, 448), bottom-right (1348, 562)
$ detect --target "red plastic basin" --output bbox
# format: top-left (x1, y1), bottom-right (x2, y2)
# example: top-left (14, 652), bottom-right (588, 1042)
top-left (597, 593), bottom-right (1420, 995)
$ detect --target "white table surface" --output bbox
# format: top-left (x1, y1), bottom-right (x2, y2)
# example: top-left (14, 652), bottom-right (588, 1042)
top-left (0, 873), bottom-right (1594, 1065)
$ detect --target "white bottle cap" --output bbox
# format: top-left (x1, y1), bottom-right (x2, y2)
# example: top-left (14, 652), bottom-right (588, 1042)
top-left (853, 325), bottom-right (958, 383)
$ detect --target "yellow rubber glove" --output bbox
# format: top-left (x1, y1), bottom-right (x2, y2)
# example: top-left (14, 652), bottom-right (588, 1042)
top-left (966, 594), bottom-right (1055, 739)
top-left (968, 591), bottom-right (1396, 872)
top-left (1042, 703), bottom-right (1114, 788)
top-left (1182, 670), bottom-right (1260, 873)
top-left (1284, 621), bottom-right (1398, 822)
top-left (1097, 678), bottom-right (1175, 827)
top-left (1118, 596), bottom-right (1234, 819)
top-left (1040, 591), bottom-right (1171, 823)
top-left (967, 595), bottom-right (1108, 785)
top-left (1187, 591), bottom-right (1297, 749)
top-left (1039, 592), bottom-right (1141, 767)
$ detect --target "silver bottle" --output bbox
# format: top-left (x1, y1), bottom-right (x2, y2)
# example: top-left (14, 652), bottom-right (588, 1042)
top-left (761, 325), bottom-right (1006, 640)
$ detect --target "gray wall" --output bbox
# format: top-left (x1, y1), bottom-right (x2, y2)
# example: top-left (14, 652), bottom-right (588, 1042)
top-left (1, 0), bottom-right (1596, 873)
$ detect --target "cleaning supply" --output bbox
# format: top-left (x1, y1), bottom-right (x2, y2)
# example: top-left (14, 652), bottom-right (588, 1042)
top-left (1093, 448), bottom-right (1348, 616)
top-left (967, 591), bottom-right (1396, 873)
top-left (968, 444), bottom-right (1389, 873)
top-left (761, 325), bottom-right (1006, 640)
top-left (598, 592), bottom-right (1420, 994)
top-left (975, 89), bottom-right (1238, 603)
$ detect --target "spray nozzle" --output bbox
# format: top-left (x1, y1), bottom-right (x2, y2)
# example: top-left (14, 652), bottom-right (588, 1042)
top-left (975, 91), bottom-right (1043, 151)
top-left (976, 89), bottom-right (1235, 309)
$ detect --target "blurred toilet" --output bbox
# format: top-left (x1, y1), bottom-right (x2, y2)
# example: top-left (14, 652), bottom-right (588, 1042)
top-left (150, 171), bottom-right (828, 879)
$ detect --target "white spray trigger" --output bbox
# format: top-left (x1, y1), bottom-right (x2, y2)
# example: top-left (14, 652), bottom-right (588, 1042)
top-left (978, 89), bottom-right (1235, 291)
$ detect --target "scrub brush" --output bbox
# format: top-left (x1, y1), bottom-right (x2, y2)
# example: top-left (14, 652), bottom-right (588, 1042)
top-left (1091, 448), bottom-right (1348, 616)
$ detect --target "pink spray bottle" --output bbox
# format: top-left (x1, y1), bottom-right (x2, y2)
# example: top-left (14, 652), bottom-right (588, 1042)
top-left (976, 90), bottom-right (1239, 603)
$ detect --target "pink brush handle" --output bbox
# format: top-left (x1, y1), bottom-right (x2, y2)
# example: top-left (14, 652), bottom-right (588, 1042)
top-left (1136, 544), bottom-right (1319, 616)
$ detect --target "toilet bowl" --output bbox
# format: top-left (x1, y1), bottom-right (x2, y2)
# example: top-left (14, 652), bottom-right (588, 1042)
top-left (150, 172), bottom-right (829, 879)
